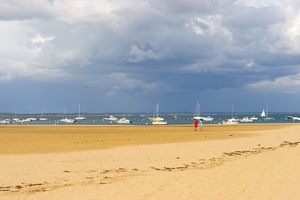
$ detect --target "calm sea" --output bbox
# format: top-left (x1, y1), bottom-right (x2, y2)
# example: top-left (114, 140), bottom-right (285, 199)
top-left (1, 112), bottom-right (300, 125)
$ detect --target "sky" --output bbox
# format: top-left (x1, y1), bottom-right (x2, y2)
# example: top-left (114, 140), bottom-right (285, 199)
top-left (1, 0), bottom-right (300, 114)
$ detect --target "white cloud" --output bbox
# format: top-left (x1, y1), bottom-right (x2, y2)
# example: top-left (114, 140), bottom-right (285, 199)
top-left (245, 59), bottom-right (255, 68)
top-left (29, 34), bottom-right (54, 56)
top-left (30, 35), bottom-right (54, 44)
top-left (52, 0), bottom-right (121, 24)
top-left (235, 0), bottom-right (283, 7)
top-left (262, 1), bottom-right (300, 54)
top-left (246, 73), bottom-right (300, 93)
top-left (126, 45), bottom-right (164, 62)
top-left (192, 15), bottom-right (232, 40)
top-left (0, 58), bottom-right (69, 82)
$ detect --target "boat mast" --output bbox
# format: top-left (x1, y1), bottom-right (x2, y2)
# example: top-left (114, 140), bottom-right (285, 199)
top-left (156, 103), bottom-right (159, 118)
top-left (78, 104), bottom-right (80, 117)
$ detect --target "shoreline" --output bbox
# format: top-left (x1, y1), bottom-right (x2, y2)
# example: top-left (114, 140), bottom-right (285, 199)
top-left (1, 122), bottom-right (299, 126)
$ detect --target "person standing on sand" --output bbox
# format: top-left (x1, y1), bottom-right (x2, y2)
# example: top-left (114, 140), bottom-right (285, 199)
top-left (193, 119), bottom-right (199, 131)
top-left (199, 119), bottom-right (203, 131)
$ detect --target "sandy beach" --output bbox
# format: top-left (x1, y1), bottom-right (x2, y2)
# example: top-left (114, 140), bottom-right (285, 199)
top-left (1, 124), bottom-right (300, 199)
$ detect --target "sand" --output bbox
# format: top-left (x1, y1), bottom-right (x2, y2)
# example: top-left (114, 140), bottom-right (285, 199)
top-left (1, 124), bottom-right (300, 199)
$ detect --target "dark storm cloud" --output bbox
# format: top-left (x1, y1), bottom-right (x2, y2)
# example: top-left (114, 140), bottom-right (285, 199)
top-left (1, 0), bottom-right (300, 113)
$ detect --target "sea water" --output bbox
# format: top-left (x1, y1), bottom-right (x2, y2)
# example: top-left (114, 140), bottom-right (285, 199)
top-left (1, 112), bottom-right (300, 125)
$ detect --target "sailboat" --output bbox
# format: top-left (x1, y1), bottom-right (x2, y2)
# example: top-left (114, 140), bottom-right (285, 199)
top-left (261, 109), bottom-right (266, 117)
top-left (222, 105), bottom-right (239, 124)
top-left (193, 101), bottom-right (214, 121)
top-left (150, 103), bottom-right (167, 125)
top-left (75, 104), bottom-right (86, 120)
top-left (12, 109), bottom-right (20, 122)
top-left (60, 108), bottom-right (76, 123)
top-left (26, 106), bottom-right (37, 121)
top-left (39, 109), bottom-right (48, 121)
top-left (193, 101), bottom-right (202, 120)
top-left (262, 103), bottom-right (274, 121)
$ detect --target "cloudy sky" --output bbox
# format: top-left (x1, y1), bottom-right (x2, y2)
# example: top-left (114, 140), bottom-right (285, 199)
top-left (1, 0), bottom-right (300, 114)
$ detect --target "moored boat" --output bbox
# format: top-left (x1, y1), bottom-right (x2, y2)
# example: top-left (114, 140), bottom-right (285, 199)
top-left (117, 117), bottom-right (131, 124)
top-left (103, 115), bottom-right (118, 121)
top-left (39, 109), bottom-right (48, 121)
top-left (222, 118), bottom-right (239, 124)
top-left (240, 117), bottom-right (253, 123)
top-left (0, 119), bottom-right (12, 124)
top-left (75, 104), bottom-right (86, 120)
top-left (262, 104), bottom-right (274, 120)
top-left (151, 103), bottom-right (167, 125)
top-left (60, 108), bottom-right (76, 123)
top-left (60, 118), bottom-right (76, 123)
top-left (250, 116), bottom-right (258, 120)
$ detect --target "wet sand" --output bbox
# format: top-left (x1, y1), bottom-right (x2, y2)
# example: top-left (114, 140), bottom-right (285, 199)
top-left (0, 124), bottom-right (286, 154)
top-left (1, 124), bottom-right (300, 199)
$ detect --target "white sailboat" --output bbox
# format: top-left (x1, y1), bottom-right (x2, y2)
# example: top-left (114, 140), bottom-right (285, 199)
top-left (262, 103), bottom-right (274, 121)
top-left (151, 103), bottom-right (167, 125)
top-left (60, 108), bottom-right (76, 123)
top-left (75, 104), bottom-right (86, 120)
top-left (193, 101), bottom-right (202, 120)
top-left (261, 109), bottom-right (266, 117)
top-left (26, 106), bottom-right (37, 121)
top-left (12, 109), bottom-right (20, 122)
top-left (39, 109), bottom-right (48, 121)
top-left (193, 101), bottom-right (214, 121)
top-left (222, 105), bottom-right (239, 124)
